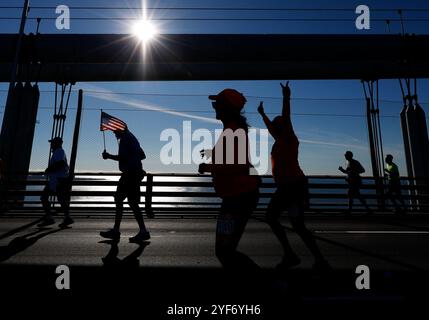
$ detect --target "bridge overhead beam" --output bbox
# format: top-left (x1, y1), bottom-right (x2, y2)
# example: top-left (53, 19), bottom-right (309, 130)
top-left (0, 34), bottom-right (429, 82)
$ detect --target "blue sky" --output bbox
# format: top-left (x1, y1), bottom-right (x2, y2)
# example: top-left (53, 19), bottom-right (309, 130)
top-left (0, 0), bottom-right (428, 175)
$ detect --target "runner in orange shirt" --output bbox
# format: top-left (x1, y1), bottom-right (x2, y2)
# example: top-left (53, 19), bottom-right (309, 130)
top-left (258, 82), bottom-right (330, 272)
top-left (199, 88), bottom-right (260, 270)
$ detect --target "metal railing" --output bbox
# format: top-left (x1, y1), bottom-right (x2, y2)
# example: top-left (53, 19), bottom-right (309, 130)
top-left (1, 172), bottom-right (428, 216)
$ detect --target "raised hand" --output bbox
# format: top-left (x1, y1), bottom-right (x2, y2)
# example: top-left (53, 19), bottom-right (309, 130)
top-left (257, 101), bottom-right (264, 114)
top-left (280, 81), bottom-right (291, 99)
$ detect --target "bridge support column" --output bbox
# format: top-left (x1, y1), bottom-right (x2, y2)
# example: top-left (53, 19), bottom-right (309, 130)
top-left (0, 82), bottom-right (40, 179)
top-left (401, 99), bottom-right (429, 210)
top-left (362, 80), bottom-right (385, 211)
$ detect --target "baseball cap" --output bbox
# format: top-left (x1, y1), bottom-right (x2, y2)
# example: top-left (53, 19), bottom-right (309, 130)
top-left (209, 89), bottom-right (247, 111)
top-left (48, 137), bottom-right (63, 144)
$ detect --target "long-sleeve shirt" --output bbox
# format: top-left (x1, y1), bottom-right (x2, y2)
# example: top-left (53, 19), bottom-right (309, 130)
top-left (118, 131), bottom-right (144, 173)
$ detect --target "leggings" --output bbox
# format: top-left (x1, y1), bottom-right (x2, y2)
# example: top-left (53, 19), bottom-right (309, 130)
top-left (215, 190), bottom-right (259, 270)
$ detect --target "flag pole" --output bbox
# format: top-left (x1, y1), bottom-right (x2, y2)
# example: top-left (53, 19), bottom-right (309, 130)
top-left (103, 131), bottom-right (106, 152)
top-left (101, 109), bottom-right (106, 152)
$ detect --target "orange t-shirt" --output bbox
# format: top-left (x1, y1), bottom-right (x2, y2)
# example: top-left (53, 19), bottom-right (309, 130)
top-left (211, 126), bottom-right (259, 198)
top-left (271, 120), bottom-right (304, 184)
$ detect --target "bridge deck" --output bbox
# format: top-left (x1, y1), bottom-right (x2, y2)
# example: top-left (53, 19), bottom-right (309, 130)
top-left (1, 214), bottom-right (428, 314)
top-left (1, 215), bottom-right (429, 270)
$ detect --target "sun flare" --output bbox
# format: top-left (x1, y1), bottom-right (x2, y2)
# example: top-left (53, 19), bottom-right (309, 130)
top-left (133, 19), bottom-right (156, 42)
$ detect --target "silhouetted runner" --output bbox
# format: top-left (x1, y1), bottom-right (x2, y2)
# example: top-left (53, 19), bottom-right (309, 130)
top-left (339, 151), bottom-right (372, 214)
top-left (258, 82), bottom-right (330, 272)
top-left (100, 128), bottom-right (151, 243)
top-left (385, 154), bottom-right (406, 214)
top-left (199, 88), bottom-right (260, 270)
top-left (38, 137), bottom-right (73, 228)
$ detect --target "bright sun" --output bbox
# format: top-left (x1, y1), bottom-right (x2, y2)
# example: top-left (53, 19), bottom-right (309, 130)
top-left (133, 20), bottom-right (156, 42)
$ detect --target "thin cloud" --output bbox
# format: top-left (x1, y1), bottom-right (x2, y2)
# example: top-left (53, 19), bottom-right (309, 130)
top-left (83, 85), bottom-right (220, 124)
top-left (300, 138), bottom-right (366, 150)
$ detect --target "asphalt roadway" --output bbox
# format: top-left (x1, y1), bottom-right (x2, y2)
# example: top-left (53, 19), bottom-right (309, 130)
top-left (1, 213), bottom-right (429, 317)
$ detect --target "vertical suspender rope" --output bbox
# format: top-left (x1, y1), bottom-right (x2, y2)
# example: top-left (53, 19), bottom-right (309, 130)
top-left (48, 83), bottom-right (58, 164)
top-left (60, 83), bottom-right (72, 138)
top-left (375, 81), bottom-right (385, 176)
top-left (370, 82), bottom-right (381, 180)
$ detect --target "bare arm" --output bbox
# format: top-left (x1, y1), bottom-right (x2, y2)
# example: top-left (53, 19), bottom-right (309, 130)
top-left (198, 133), bottom-right (250, 175)
top-left (281, 81), bottom-right (291, 119)
top-left (257, 102), bottom-right (279, 140)
top-left (280, 82), bottom-right (296, 137)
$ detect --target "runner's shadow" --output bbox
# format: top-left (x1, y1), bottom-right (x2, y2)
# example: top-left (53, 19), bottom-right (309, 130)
top-left (100, 239), bottom-right (150, 268)
top-left (0, 218), bottom-right (43, 241)
top-left (0, 227), bottom-right (64, 263)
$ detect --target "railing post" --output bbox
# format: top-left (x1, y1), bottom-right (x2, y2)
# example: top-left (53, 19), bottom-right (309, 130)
top-left (145, 173), bottom-right (153, 216)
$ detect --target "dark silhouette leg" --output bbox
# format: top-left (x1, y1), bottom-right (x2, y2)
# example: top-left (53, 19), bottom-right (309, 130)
top-left (129, 201), bottom-right (147, 232)
top-left (215, 213), bottom-right (258, 270)
top-left (266, 187), bottom-right (296, 258)
top-left (37, 186), bottom-right (57, 227)
top-left (347, 185), bottom-right (356, 212)
top-left (40, 186), bottom-right (52, 217)
top-left (289, 209), bottom-right (325, 263)
top-left (57, 189), bottom-right (70, 219)
top-left (358, 195), bottom-right (370, 210)
top-left (387, 188), bottom-right (399, 210)
top-left (127, 171), bottom-right (149, 238)
top-left (100, 180), bottom-right (126, 239)
top-left (348, 196), bottom-right (354, 212)
top-left (397, 191), bottom-right (407, 210)
top-left (215, 192), bottom-right (259, 270)
top-left (113, 195), bottom-right (124, 232)
top-left (390, 184), bottom-right (406, 212)
top-left (113, 174), bottom-right (129, 232)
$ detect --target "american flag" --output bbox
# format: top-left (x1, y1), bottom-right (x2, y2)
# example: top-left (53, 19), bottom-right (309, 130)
top-left (100, 111), bottom-right (127, 131)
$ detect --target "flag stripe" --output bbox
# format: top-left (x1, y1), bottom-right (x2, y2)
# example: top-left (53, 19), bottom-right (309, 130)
top-left (110, 119), bottom-right (126, 126)
top-left (101, 124), bottom-right (120, 131)
top-left (105, 116), bottom-right (124, 124)
top-left (100, 111), bottom-right (127, 132)
top-left (103, 124), bottom-right (124, 130)
top-left (104, 124), bottom-right (123, 130)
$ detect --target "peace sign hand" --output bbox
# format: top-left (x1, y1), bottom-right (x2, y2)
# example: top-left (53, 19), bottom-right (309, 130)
top-left (280, 81), bottom-right (291, 99)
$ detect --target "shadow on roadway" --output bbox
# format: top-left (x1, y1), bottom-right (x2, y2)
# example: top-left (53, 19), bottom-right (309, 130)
top-left (100, 239), bottom-right (150, 268)
top-left (0, 218), bottom-right (43, 241)
top-left (0, 226), bottom-right (65, 263)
